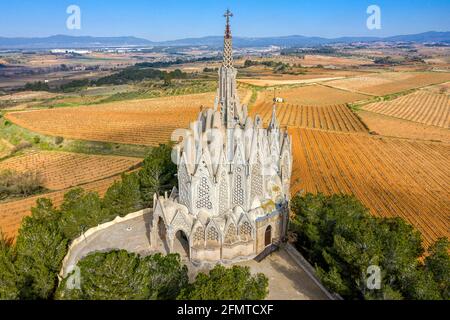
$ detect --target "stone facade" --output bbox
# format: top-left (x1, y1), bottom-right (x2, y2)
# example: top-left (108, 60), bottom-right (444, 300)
top-left (150, 10), bottom-right (292, 264)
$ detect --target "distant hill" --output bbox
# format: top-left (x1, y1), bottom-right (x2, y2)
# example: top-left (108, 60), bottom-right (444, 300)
top-left (0, 31), bottom-right (449, 49)
top-left (0, 35), bottom-right (153, 49)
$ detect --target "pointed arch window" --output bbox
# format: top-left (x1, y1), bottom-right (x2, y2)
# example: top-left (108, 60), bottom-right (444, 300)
top-left (224, 223), bottom-right (237, 245)
top-left (192, 226), bottom-right (205, 248)
top-left (239, 221), bottom-right (252, 242)
top-left (196, 176), bottom-right (213, 210)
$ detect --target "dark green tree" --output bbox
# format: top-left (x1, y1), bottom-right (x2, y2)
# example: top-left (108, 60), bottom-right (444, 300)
top-left (178, 265), bottom-right (268, 300)
top-left (139, 144), bottom-right (177, 205)
top-left (56, 251), bottom-right (188, 300)
top-left (425, 238), bottom-right (450, 299)
top-left (144, 253), bottom-right (188, 300)
top-left (14, 198), bottom-right (68, 299)
top-left (0, 233), bottom-right (19, 300)
top-left (290, 193), bottom-right (446, 300)
top-left (103, 172), bottom-right (143, 218)
top-left (59, 189), bottom-right (107, 239)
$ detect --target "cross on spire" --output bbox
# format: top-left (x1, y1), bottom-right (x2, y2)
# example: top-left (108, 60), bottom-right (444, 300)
top-left (224, 9), bottom-right (233, 21)
top-left (224, 9), bottom-right (233, 39)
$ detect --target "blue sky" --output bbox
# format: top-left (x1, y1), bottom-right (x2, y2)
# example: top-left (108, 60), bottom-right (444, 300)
top-left (1, 0), bottom-right (449, 40)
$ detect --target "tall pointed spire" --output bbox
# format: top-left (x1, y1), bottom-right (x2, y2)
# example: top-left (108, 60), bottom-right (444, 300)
top-left (217, 9), bottom-right (245, 131)
top-left (222, 9), bottom-right (234, 68)
top-left (268, 104), bottom-right (279, 131)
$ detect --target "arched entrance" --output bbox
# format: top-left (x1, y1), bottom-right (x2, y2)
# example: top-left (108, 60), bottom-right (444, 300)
top-left (158, 217), bottom-right (166, 240)
top-left (264, 225), bottom-right (272, 247)
top-left (173, 230), bottom-right (190, 259)
top-left (157, 217), bottom-right (169, 253)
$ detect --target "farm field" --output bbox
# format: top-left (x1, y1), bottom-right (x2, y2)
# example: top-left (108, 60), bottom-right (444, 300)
top-left (235, 55), bottom-right (373, 68)
top-left (0, 151), bottom-right (142, 190)
top-left (326, 72), bottom-right (450, 96)
top-left (251, 102), bottom-right (368, 133)
top-left (362, 90), bottom-right (450, 129)
top-left (358, 110), bottom-right (450, 143)
top-left (0, 174), bottom-right (123, 239)
top-left (289, 128), bottom-right (450, 247)
top-left (238, 76), bottom-right (345, 87)
top-left (255, 84), bottom-right (370, 106)
top-left (0, 91), bottom-right (59, 102)
top-left (4, 91), bottom-right (226, 146)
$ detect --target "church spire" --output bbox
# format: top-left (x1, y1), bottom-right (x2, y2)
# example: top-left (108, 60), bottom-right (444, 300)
top-left (268, 103), bottom-right (279, 131)
top-left (222, 9), bottom-right (234, 68)
top-left (269, 89), bottom-right (279, 130)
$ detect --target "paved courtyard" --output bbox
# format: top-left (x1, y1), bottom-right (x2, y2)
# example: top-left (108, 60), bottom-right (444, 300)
top-left (236, 249), bottom-right (330, 300)
top-left (61, 211), bottom-right (330, 300)
top-left (61, 212), bottom-right (155, 276)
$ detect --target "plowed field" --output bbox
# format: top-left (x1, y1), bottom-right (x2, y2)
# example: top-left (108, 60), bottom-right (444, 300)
top-left (290, 128), bottom-right (450, 247)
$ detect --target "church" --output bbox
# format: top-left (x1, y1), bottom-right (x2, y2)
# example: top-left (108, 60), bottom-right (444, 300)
top-left (150, 10), bottom-right (293, 264)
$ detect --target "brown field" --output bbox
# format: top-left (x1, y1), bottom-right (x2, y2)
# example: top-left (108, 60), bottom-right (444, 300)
top-left (251, 102), bottom-right (368, 133)
top-left (362, 90), bottom-right (450, 129)
top-left (326, 72), bottom-right (450, 96)
top-left (5, 92), bottom-right (220, 146)
top-left (235, 55), bottom-right (372, 68)
top-left (238, 77), bottom-right (345, 87)
top-left (290, 128), bottom-right (450, 247)
top-left (255, 84), bottom-right (370, 106)
top-left (0, 174), bottom-right (123, 239)
top-left (423, 81), bottom-right (450, 94)
top-left (358, 110), bottom-right (450, 143)
top-left (0, 151), bottom-right (142, 190)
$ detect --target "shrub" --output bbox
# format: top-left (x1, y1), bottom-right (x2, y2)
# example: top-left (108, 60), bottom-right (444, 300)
top-left (54, 136), bottom-right (64, 145)
top-left (0, 169), bottom-right (44, 200)
top-left (11, 141), bottom-right (32, 153)
top-left (33, 136), bottom-right (41, 144)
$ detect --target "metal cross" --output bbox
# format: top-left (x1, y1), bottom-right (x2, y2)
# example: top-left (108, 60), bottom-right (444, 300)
top-left (224, 9), bottom-right (233, 23)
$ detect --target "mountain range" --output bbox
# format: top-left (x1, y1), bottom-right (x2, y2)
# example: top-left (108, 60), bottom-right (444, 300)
top-left (0, 31), bottom-right (449, 49)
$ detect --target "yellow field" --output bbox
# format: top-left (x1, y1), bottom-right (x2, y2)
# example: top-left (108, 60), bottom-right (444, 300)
top-left (362, 90), bottom-right (450, 128)
top-left (326, 72), bottom-right (450, 96)
top-left (251, 102), bottom-right (368, 133)
top-left (255, 84), bottom-right (370, 106)
top-left (0, 175), bottom-right (123, 239)
top-left (290, 128), bottom-right (450, 247)
top-left (238, 76), bottom-right (345, 87)
top-left (5, 92), bottom-right (218, 146)
top-left (0, 151), bottom-right (142, 190)
top-left (358, 110), bottom-right (450, 143)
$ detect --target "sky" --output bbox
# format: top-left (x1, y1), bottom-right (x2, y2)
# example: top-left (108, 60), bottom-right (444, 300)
top-left (0, 0), bottom-right (449, 40)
